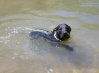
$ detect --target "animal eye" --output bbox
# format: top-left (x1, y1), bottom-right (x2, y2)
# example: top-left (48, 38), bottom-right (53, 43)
top-left (58, 30), bottom-right (61, 34)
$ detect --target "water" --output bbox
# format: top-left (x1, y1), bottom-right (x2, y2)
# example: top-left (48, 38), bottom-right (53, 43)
top-left (0, 0), bottom-right (99, 73)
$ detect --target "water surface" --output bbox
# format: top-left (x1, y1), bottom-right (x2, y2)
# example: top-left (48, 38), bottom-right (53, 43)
top-left (0, 0), bottom-right (99, 73)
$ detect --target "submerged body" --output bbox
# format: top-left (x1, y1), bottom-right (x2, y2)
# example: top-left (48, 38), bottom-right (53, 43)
top-left (30, 24), bottom-right (71, 42)
top-left (29, 29), bottom-right (60, 42)
top-left (29, 24), bottom-right (73, 51)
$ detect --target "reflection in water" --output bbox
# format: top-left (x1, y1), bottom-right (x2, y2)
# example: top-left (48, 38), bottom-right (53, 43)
top-left (0, 0), bottom-right (99, 73)
top-left (80, 2), bottom-right (99, 7)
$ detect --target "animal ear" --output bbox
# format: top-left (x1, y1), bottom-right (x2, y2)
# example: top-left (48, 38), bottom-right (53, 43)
top-left (53, 25), bottom-right (59, 32)
top-left (66, 25), bottom-right (71, 32)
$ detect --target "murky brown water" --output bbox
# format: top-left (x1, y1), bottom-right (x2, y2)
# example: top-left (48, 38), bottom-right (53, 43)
top-left (0, 0), bottom-right (99, 73)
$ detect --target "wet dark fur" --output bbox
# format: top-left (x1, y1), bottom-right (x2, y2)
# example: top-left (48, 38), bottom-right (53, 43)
top-left (29, 24), bottom-right (73, 51)
top-left (30, 24), bottom-right (71, 41)
top-left (52, 24), bottom-right (71, 41)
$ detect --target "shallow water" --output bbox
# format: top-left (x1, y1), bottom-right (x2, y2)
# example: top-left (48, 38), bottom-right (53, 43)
top-left (0, 0), bottom-right (99, 73)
